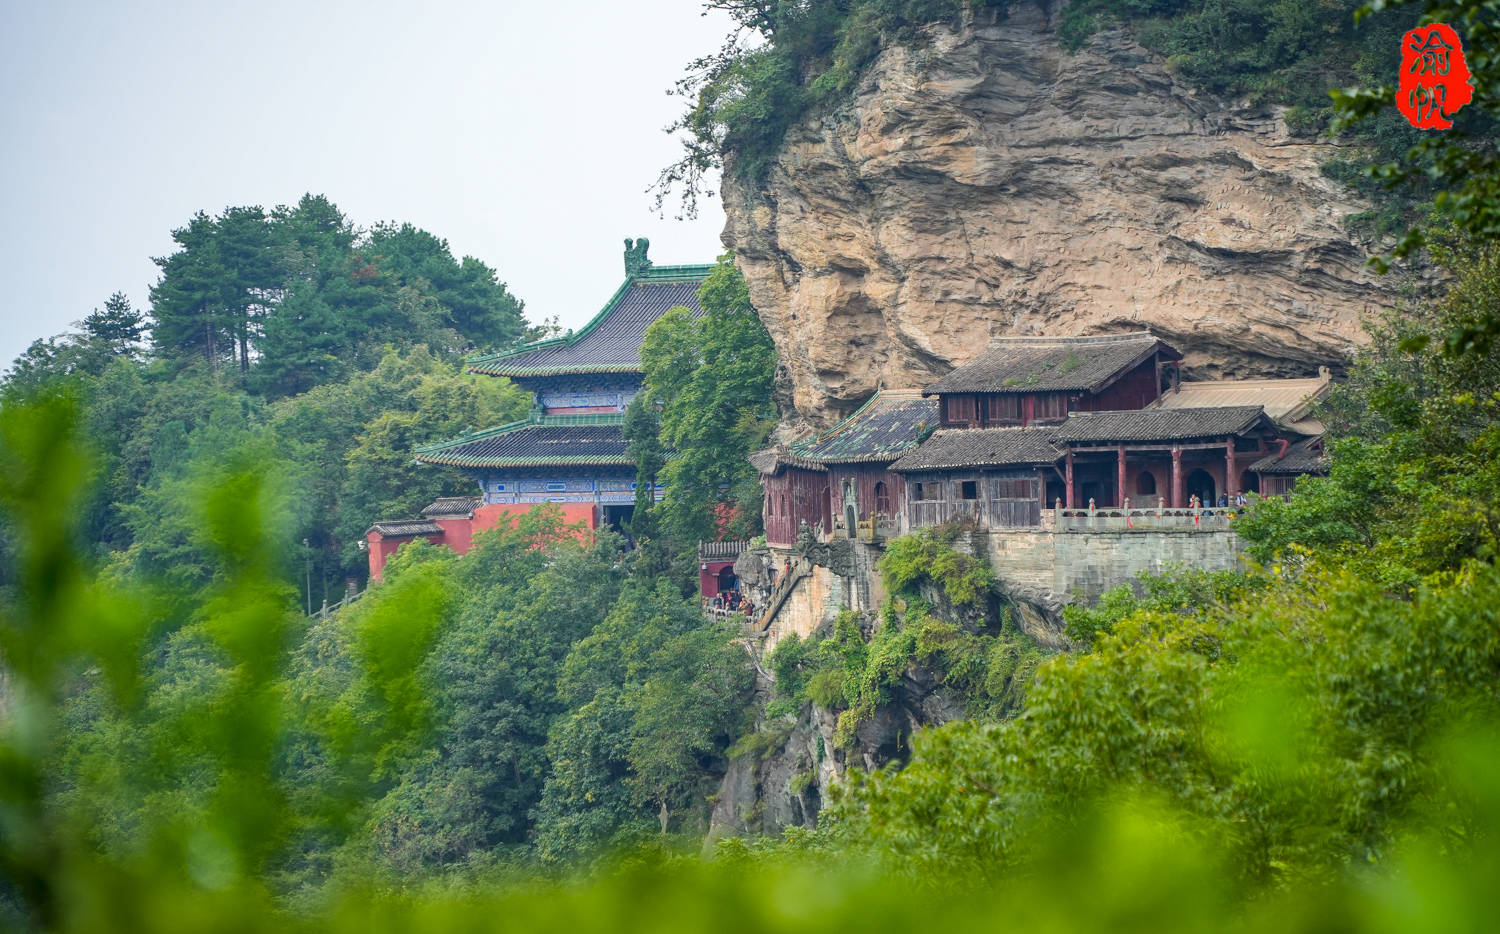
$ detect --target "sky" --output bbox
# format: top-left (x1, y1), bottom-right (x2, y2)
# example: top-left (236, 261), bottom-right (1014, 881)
top-left (0, 0), bottom-right (736, 368)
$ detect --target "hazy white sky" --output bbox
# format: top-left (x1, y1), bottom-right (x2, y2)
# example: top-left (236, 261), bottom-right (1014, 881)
top-left (0, 0), bottom-right (735, 367)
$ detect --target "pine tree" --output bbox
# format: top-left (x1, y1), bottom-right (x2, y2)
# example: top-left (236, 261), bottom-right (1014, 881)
top-left (80, 292), bottom-right (145, 353)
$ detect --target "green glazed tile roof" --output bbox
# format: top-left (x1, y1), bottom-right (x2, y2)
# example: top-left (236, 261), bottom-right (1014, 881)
top-left (789, 391), bottom-right (939, 464)
top-left (413, 413), bottom-right (633, 468)
top-left (468, 264), bottom-right (714, 378)
top-left (749, 446), bottom-right (828, 476)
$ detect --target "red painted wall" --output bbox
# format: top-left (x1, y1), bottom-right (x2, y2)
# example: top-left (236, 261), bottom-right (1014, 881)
top-left (365, 531), bottom-right (446, 581)
top-left (699, 560), bottom-right (737, 599)
top-left (367, 502), bottom-right (600, 582)
top-left (470, 502), bottom-right (598, 538)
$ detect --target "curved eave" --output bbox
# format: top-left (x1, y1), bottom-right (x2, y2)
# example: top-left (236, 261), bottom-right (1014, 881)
top-left (892, 457), bottom-right (1059, 471)
top-left (414, 453), bottom-right (635, 469)
top-left (814, 450), bottom-right (916, 466)
top-left (465, 263), bottom-right (715, 371)
top-left (467, 363), bottom-right (644, 378)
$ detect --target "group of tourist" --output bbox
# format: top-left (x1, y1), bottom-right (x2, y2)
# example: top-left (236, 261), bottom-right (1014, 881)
top-left (707, 590), bottom-right (755, 618)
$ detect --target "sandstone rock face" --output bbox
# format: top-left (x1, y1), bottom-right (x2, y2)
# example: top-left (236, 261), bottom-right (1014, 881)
top-left (721, 4), bottom-right (1404, 425)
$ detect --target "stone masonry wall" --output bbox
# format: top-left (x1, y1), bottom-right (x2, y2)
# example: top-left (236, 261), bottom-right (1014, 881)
top-left (983, 528), bottom-right (1245, 642)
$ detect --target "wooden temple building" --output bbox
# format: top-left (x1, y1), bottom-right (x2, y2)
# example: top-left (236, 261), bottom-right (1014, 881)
top-left (753, 332), bottom-right (1332, 549)
top-left (364, 239), bottom-right (711, 579)
top-left (753, 390), bottom-right (938, 548)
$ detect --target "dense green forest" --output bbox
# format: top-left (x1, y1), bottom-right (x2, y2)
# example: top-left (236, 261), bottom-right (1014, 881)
top-left (0, 202), bottom-right (781, 894)
top-left (5, 0), bottom-right (1500, 929)
top-left (0, 195), bottom-right (534, 601)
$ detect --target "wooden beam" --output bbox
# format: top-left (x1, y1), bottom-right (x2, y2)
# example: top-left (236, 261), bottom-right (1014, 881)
top-left (1117, 444), bottom-right (1128, 508)
top-left (1065, 451), bottom-right (1075, 510)
top-left (1226, 440), bottom-right (1238, 497)
top-left (1064, 441), bottom-right (1236, 453)
top-left (1171, 446), bottom-right (1184, 508)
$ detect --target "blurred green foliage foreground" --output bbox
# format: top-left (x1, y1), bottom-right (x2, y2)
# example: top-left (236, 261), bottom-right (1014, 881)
top-left (7, 320), bottom-right (1500, 932)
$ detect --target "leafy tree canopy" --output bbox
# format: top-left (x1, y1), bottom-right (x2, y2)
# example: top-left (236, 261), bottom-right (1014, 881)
top-left (626, 254), bottom-right (777, 561)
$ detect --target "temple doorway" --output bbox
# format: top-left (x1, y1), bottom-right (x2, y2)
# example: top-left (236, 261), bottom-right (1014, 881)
top-left (716, 565), bottom-right (738, 596)
top-left (1186, 468), bottom-right (1216, 506)
top-left (1240, 470), bottom-right (1260, 494)
top-left (1136, 471), bottom-right (1157, 496)
top-left (602, 504), bottom-right (634, 534)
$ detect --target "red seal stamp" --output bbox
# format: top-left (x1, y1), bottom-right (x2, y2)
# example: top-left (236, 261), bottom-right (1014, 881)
top-left (1397, 24), bottom-right (1474, 130)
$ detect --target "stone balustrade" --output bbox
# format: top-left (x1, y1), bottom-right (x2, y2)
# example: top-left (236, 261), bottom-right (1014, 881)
top-left (1044, 502), bottom-right (1241, 532)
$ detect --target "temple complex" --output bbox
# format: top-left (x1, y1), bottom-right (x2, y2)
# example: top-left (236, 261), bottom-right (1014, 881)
top-left (364, 239), bottom-right (711, 579)
top-left (751, 331), bottom-right (1334, 552)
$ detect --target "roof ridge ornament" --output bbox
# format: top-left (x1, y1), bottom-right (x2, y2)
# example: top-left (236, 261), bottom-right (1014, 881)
top-left (624, 237), bottom-right (652, 276)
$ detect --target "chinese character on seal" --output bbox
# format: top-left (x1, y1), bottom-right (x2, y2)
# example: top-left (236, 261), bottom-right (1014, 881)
top-left (1397, 24), bottom-right (1474, 129)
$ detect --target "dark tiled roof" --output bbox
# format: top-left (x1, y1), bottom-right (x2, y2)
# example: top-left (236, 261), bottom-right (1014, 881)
top-left (414, 414), bottom-right (632, 468)
top-left (890, 427), bottom-right (1061, 471)
top-left (1050, 406), bottom-right (1267, 444)
top-left (790, 391), bottom-right (939, 464)
top-left (1251, 437), bottom-right (1329, 475)
top-left (923, 332), bottom-right (1179, 395)
top-left (368, 520), bottom-right (443, 538)
top-left (420, 496), bottom-right (483, 518)
top-left (749, 446), bottom-right (827, 476)
top-left (468, 265), bottom-right (713, 377)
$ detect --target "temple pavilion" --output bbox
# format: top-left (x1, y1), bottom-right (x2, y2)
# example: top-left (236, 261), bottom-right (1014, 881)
top-left (363, 239), bottom-right (711, 579)
top-left (754, 331), bottom-right (1335, 548)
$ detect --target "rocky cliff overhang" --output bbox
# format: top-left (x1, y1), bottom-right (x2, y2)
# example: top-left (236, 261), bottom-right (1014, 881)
top-left (720, 4), bottom-right (1409, 427)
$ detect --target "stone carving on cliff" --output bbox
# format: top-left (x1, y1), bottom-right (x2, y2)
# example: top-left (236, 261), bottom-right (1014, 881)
top-left (721, 5), bottom-right (1410, 425)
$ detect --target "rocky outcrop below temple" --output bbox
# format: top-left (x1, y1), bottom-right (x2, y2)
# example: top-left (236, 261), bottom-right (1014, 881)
top-left (721, 3), bottom-right (1407, 425)
top-left (707, 648), bottom-right (967, 843)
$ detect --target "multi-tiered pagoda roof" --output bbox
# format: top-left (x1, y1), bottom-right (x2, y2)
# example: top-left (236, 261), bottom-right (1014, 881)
top-left (415, 246), bottom-right (711, 470)
top-left (466, 265), bottom-right (711, 379)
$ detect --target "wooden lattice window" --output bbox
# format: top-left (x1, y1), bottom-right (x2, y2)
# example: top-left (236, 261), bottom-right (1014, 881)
top-left (1033, 393), bottom-right (1067, 420)
top-left (985, 395), bottom-right (1021, 424)
top-left (994, 477), bottom-right (1031, 498)
top-left (944, 395), bottom-right (978, 426)
top-left (874, 481), bottom-right (891, 515)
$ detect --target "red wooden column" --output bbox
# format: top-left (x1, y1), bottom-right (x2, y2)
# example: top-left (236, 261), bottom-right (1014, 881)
top-left (1170, 446), bottom-right (1184, 507)
top-left (1065, 450), bottom-right (1075, 509)
top-left (1117, 445), bottom-right (1128, 507)
top-left (1225, 440), bottom-right (1239, 497)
